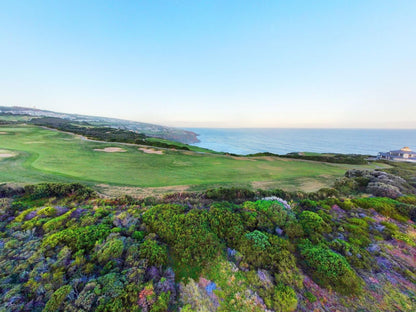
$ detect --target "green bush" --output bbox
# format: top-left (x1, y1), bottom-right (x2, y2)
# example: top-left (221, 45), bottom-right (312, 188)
top-left (43, 285), bottom-right (72, 312)
top-left (24, 182), bottom-right (95, 200)
top-left (352, 197), bottom-right (408, 221)
top-left (270, 283), bottom-right (298, 312)
top-left (304, 291), bottom-right (317, 303)
top-left (299, 241), bottom-right (362, 295)
top-left (299, 211), bottom-right (330, 242)
top-left (245, 230), bottom-right (270, 249)
top-left (97, 238), bottom-right (124, 264)
top-left (42, 224), bottom-right (111, 252)
top-left (138, 238), bottom-right (168, 266)
top-left (37, 206), bottom-right (57, 218)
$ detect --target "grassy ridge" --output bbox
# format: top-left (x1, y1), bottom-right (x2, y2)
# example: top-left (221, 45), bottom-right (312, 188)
top-left (0, 125), bottom-right (380, 193)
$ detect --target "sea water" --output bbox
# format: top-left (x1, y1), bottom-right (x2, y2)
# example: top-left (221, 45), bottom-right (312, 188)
top-left (187, 128), bottom-right (416, 155)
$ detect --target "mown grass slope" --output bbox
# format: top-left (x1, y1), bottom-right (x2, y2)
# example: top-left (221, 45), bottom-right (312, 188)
top-left (0, 125), bottom-right (381, 194)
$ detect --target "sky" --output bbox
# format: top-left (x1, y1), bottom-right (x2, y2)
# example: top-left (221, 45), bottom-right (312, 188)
top-left (0, 1), bottom-right (415, 128)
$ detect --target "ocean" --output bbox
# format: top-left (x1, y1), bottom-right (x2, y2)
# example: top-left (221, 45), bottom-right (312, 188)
top-left (186, 128), bottom-right (416, 155)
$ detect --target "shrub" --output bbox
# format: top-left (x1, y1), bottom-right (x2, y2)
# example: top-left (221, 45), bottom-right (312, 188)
top-left (271, 283), bottom-right (298, 312)
top-left (24, 182), bottom-right (95, 200)
top-left (299, 211), bottom-right (330, 239)
top-left (97, 238), bottom-right (124, 264)
top-left (352, 197), bottom-right (408, 221)
top-left (139, 238), bottom-right (168, 266)
top-left (37, 206), bottom-right (57, 218)
top-left (299, 241), bottom-right (362, 295)
top-left (304, 291), bottom-right (317, 303)
top-left (43, 285), bottom-right (72, 312)
top-left (245, 230), bottom-right (270, 249)
top-left (42, 224), bottom-right (111, 252)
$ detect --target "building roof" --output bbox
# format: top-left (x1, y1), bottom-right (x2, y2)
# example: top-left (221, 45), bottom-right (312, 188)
top-left (389, 147), bottom-right (415, 154)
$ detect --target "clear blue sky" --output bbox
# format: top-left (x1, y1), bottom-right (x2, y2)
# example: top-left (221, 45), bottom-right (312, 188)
top-left (1, 1), bottom-right (415, 128)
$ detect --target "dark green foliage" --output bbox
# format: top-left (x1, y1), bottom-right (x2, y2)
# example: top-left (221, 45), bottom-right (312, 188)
top-left (132, 230), bottom-right (145, 241)
top-left (283, 153), bottom-right (368, 164)
top-left (247, 152), bottom-right (368, 164)
top-left (352, 197), bottom-right (410, 221)
top-left (43, 224), bottom-right (111, 252)
top-left (329, 239), bottom-right (372, 269)
top-left (299, 211), bottom-right (330, 242)
top-left (2, 180), bottom-right (416, 311)
top-left (245, 230), bottom-right (271, 249)
top-left (304, 291), bottom-right (317, 303)
top-left (143, 205), bottom-right (221, 269)
top-left (43, 285), bottom-right (72, 312)
top-left (138, 238), bottom-right (168, 266)
top-left (242, 200), bottom-right (292, 231)
top-left (208, 203), bottom-right (244, 245)
top-left (24, 182), bottom-right (96, 200)
top-left (299, 241), bottom-right (362, 295)
top-left (29, 116), bottom-right (190, 150)
top-left (97, 238), bottom-right (124, 264)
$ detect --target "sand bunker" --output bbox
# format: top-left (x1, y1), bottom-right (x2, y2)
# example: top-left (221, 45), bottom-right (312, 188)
top-left (94, 147), bottom-right (127, 153)
top-left (139, 147), bottom-right (163, 155)
top-left (0, 132), bottom-right (7, 134)
top-left (0, 150), bottom-right (16, 158)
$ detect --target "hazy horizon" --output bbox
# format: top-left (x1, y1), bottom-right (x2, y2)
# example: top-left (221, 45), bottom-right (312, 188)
top-left (1, 1), bottom-right (415, 128)
top-left (3, 104), bottom-right (416, 130)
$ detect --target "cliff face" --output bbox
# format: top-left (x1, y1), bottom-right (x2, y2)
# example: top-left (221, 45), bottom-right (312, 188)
top-left (0, 106), bottom-right (200, 144)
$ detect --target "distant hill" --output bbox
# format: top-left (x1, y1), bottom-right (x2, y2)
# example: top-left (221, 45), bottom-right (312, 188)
top-left (0, 106), bottom-right (199, 144)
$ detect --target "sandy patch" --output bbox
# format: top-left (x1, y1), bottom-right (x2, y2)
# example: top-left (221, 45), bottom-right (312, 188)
top-left (251, 181), bottom-right (281, 189)
top-left (96, 184), bottom-right (190, 198)
top-left (0, 150), bottom-right (16, 158)
top-left (94, 147), bottom-right (127, 153)
top-left (139, 147), bottom-right (163, 155)
top-left (24, 141), bottom-right (45, 144)
top-left (0, 132), bottom-right (8, 134)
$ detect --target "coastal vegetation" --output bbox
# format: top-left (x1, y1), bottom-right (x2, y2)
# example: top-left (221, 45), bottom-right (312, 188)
top-left (1, 177), bottom-right (415, 311)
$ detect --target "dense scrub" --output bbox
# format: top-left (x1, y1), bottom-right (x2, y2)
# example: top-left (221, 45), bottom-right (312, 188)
top-left (29, 117), bottom-right (191, 151)
top-left (246, 152), bottom-right (368, 164)
top-left (1, 182), bottom-right (416, 311)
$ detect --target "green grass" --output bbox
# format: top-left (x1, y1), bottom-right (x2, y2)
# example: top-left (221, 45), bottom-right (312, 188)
top-left (0, 114), bottom-right (32, 122)
top-left (0, 125), bottom-right (382, 195)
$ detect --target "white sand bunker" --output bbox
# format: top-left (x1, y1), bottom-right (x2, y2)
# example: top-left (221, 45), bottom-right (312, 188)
top-left (94, 147), bottom-right (127, 153)
top-left (0, 150), bottom-right (16, 158)
top-left (0, 132), bottom-right (8, 134)
top-left (139, 147), bottom-right (164, 155)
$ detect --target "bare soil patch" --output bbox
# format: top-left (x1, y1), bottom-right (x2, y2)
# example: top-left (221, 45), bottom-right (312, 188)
top-left (96, 184), bottom-right (189, 197)
top-left (139, 147), bottom-right (163, 155)
top-left (94, 147), bottom-right (127, 153)
top-left (0, 132), bottom-right (8, 134)
top-left (0, 150), bottom-right (16, 158)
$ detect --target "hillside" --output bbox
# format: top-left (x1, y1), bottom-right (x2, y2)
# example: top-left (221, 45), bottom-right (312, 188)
top-left (0, 180), bottom-right (415, 311)
top-left (0, 106), bottom-right (199, 144)
top-left (0, 124), bottom-right (382, 196)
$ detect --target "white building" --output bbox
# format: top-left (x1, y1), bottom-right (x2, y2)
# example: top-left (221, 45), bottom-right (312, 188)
top-left (378, 147), bottom-right (416, 162)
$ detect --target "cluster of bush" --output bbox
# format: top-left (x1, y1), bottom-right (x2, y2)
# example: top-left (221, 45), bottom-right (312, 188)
top-left (245, 152), bottom-right (368, 164)
top-left (29, 117), bottom-right (190, 151)
top-left (1, 181), bottom-right (416, 311)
